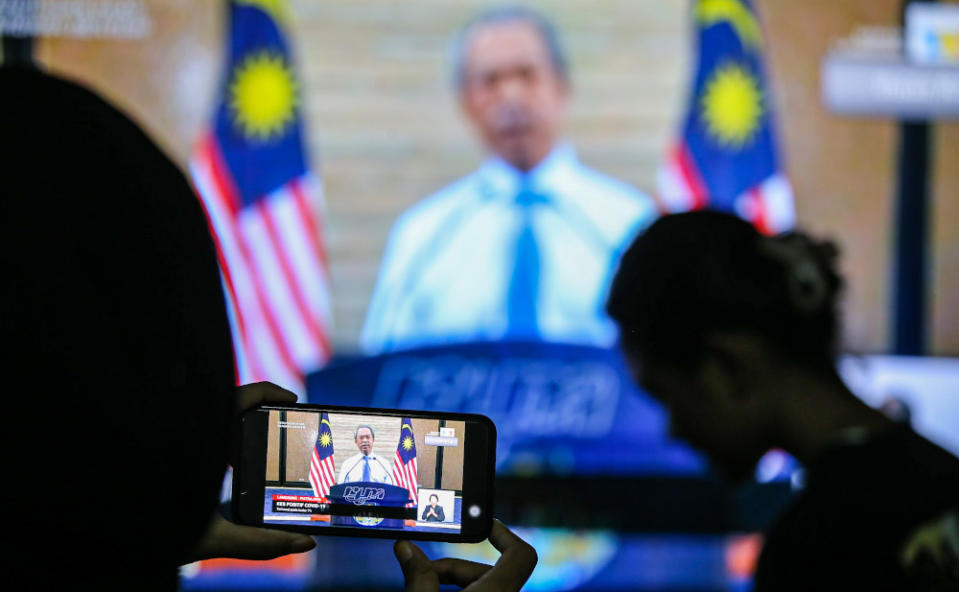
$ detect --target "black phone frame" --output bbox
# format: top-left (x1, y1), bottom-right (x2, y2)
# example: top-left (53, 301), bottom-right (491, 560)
top-left (233, 403), bottom-right (496, 543)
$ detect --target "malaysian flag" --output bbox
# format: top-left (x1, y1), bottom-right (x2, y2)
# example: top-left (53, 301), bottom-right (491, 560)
top-left (392, 419), bottom-right (418, 507)
top-left (309, 413), bottom-right (336, 500)
top-left (657, 0), bottom-right (794, 235)
top-left (189, 0), bottom-right (331, 393)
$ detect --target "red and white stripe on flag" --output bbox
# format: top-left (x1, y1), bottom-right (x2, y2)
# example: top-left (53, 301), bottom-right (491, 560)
top-left (309, 450), bottom-right (336, 500)
top-left (190, 135), bottom-right (332, 395)
top-left (392, 454), bottom-right (418, 508)
top-left (657, 143), bottom-right (796, 236)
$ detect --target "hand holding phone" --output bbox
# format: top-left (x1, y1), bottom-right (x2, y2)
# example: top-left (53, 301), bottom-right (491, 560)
top-left (394, 520), bottom-right (537, 591)
top-left (191, 512), bottom-right (316, 562)
top-left (188, 382), bottom-right (316, 563)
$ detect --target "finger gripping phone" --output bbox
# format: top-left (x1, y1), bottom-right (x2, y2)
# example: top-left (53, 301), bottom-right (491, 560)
top-left (233, 403), bottom-right (496, 543)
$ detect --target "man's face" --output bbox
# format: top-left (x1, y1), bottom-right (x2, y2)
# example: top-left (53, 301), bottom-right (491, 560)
top-left (355, 427), bottom-right (374, 455)
top-left (630, 354), bottom-right (768, 483)
top-left (459, 21), bottom-right (568, 171)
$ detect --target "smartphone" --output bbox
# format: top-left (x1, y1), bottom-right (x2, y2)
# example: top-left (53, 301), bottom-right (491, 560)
top-left (233, 403), bottom-right (496, 543)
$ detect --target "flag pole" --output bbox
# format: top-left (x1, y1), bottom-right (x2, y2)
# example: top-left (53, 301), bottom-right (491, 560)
top-left (891, 0), bottom-right (935, 355)
top-left (1, 0), bottom-right (35, 67)
top-left (434, 419), bottom-right (446, 489)
top-left (1, 33), bottom-right (34, 67)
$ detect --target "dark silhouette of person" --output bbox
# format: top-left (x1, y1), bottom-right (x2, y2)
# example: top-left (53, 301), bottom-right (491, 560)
top-left (606, 211), bottom-right (959, 591)
top-left (0, 65), bottom-right (535, 591)
top-left (1, 64), bottom-right (238, 589)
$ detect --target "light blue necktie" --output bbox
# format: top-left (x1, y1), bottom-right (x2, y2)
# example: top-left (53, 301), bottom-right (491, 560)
top-left (362, 456), bottom-right (371, 482)
top-left (506, 180), bottom-right (545, 338)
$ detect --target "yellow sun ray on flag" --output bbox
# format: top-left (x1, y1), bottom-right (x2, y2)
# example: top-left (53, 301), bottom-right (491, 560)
top-left (402, 436), bottom-right (414, 451)
top-left (700, 62), bottom-right (764, 148)
top-left (236, 0), bottom-right (293, 26)
top-left (229, 50), bottom-right (297, 141)
top-left (319, 432), bottom-right (332, 447)
top-left (695, 0), bottom-right (762, 49)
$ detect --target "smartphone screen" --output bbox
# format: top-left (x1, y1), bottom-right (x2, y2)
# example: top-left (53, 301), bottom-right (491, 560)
top-left (233, 404), bottom-right (495, 542)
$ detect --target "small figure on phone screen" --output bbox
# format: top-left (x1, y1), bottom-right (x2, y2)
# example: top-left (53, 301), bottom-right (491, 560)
top-left (421, 494), bottom-right (446, 522)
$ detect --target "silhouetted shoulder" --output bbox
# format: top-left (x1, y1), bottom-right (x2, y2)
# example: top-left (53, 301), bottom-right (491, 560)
top-left (755, 428), bottom-right (959, 591)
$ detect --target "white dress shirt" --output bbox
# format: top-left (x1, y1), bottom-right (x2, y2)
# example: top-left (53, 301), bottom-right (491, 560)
top-left (361, 143), bottom-right (657, 353)
top-left (337, 452), bottom-right (394, 485)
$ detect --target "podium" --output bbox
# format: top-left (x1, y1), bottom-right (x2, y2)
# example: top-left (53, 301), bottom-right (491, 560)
top-left (328, 482), bottom-right (411, 530)
top-left (307, 341), bottom-right (707, 476)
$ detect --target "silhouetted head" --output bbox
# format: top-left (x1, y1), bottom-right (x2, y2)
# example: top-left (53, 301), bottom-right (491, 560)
top-left (607, 211), bottom-right (843, 480)
top-left (1, 66), bottom-right (235, 588)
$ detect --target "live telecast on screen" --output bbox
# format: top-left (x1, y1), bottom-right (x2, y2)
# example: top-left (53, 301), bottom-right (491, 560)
top-left (263, 409), bottom-right (467, 534)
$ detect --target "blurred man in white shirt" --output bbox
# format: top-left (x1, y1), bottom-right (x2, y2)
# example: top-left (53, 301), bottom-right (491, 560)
top-left (362, 6), bottom-right (656, 353)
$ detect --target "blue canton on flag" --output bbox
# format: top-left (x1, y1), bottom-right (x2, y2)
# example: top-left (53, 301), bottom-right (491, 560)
top-left (214, 2), bottom-right (307, 203)
top-left (658, 0), bottom-right (794, 234)
top-left (190, 0), bottom-right (331, 394)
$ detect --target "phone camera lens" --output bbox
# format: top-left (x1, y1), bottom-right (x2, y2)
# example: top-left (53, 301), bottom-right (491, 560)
top-left (468, 505), bottom-right (481, 518)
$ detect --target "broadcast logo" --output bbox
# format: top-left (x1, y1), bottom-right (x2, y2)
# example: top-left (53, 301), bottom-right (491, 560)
top-left (344, 486), bottom-right (386, 526)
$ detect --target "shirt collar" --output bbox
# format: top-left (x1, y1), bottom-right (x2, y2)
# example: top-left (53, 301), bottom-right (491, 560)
top-left (477, 142), bottom-right (579, 200)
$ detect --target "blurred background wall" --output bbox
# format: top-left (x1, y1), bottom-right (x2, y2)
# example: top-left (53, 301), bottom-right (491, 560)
top-left (35, 0), bottom-right (959, 355)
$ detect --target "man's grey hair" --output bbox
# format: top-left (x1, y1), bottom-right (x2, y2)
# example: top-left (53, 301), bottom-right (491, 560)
top-left (450, 5), bottom-right (569, 90)
top-left (354, 424), bottom-right (375, 440)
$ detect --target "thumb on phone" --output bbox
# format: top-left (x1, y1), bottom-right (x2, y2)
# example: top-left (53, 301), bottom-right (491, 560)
top-left (394, 540), bottom-right (439, 592)
top-left (190, 514), bottom-right (316, 562)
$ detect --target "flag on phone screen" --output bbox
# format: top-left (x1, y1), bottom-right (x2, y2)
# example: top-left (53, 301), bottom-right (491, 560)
top-left (309, 412), bottom-right (336, 499)
top-left (392, 419), bottom-right (418, 507)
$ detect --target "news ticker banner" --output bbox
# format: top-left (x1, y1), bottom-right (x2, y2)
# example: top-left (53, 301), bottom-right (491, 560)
top-left (272, 493), bottom-right (325, 515)
top-left (306, 341), bottom-right (707, 476)
top-left (0, 0), bottom-right (151, 39)
top-left (271, 492), bottom-right (416, 520)
top-left (822, 4), bottom-right (959, 119)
